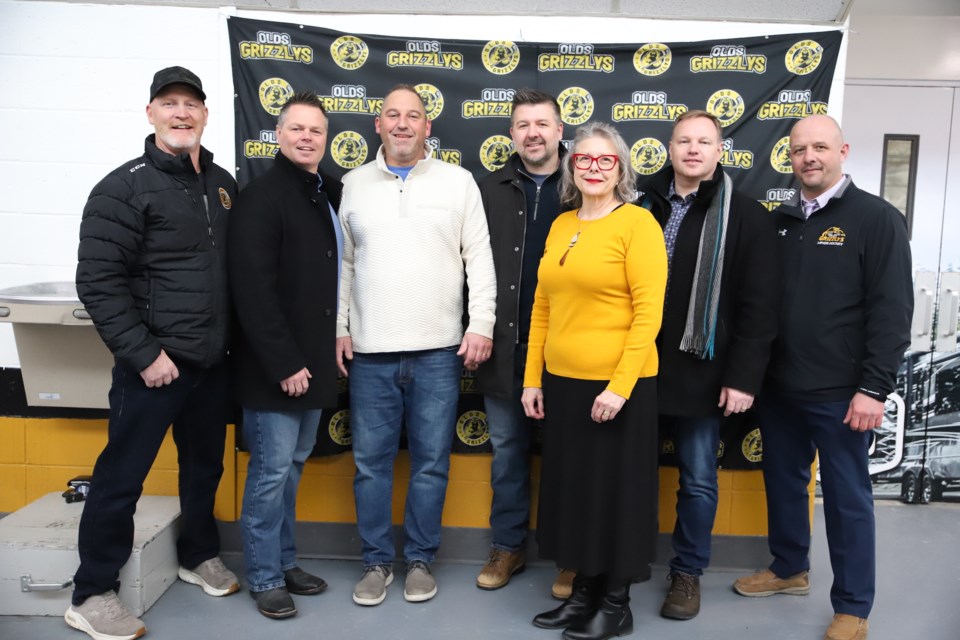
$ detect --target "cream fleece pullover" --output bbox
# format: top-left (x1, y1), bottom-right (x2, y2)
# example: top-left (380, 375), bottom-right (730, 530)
top-left (337, 146), bottom-right (497, 353)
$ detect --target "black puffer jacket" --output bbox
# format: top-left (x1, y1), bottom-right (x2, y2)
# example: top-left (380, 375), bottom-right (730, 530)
top-left (76, 135), bottom-right (236, 372)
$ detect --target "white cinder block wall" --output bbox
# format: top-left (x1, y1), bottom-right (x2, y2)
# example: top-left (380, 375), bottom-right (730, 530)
top-left (0, 1), bottom-right (231, 366)
top-left (0, 0), bottom-right (852, 367)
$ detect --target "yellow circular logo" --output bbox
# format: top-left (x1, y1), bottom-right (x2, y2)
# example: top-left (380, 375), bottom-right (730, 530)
top-left (706, 89), bottom-right (745, 128)
top-left (259, 78), bottom-right (294, 116)
top-left (631, 137), bottom-right (667, 176)
top-left (479, 135), bottom-right (514, 172)
top-left (331, 131), bottom-right (369, 170)
top-left (456, 410), bottom-right (490, 447)
top-left (633, 43), bottom-right (672, 76)
top-left (785, 40), bottom-right (823, 76)
top-left (482, 40), bottom-right (520, 75)
top-left (414, 83), bottom-right (444, 121)
top-left (741, 428), bottom-right (763, 463)
top-left (218, 187), bottom-right (232, 210)
top-left (770, 136), bottom-right (793, 174)
top-left (331, 35), bottom-right (369, 70)
top-left (328, 409), bottom-right (351, 446)
top-left (558, 87), bottom-right (594, 126)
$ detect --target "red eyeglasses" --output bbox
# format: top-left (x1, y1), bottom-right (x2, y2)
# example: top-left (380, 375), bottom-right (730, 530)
top-left (572, 154), bottom-right (619, 171)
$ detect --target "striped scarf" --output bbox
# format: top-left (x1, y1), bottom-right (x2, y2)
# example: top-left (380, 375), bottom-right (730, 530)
top-left (678, 172), bottom-right (732, 360)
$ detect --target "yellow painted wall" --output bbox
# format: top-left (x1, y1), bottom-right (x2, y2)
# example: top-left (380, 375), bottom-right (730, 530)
top-left (2, 416), bottom-right (814, 537)
top-left (0, 417), bottom-right (236, 520)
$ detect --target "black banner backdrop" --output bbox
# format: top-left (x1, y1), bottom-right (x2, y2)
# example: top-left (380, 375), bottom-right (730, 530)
top-left (227, 16), bottom-right (842, 468)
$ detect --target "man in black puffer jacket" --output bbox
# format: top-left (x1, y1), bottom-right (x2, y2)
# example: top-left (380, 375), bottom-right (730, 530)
top-left (67, 67), bottom-right (238, 640)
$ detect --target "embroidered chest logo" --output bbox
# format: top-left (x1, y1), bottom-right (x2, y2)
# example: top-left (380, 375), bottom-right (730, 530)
top-left (817, 226), bottom-right (846, 246)
top-left (778, 228), bottom-right (788, 237)
top-left (218, 187), bottom-right (232, 210)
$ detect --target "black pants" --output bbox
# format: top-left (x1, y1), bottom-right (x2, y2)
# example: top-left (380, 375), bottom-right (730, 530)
top-left (72, 359), bottom-right (229, 605)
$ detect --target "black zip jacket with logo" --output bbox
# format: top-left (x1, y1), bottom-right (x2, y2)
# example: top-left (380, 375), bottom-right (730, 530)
top-left (77, 135), bottom-right (236, 373)
top-left (768, 178), bottom-right (913, 402)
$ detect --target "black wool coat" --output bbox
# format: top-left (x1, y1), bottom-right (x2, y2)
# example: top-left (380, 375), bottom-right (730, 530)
top-left (228, 151), bottom-right (342, 410)
top-left (475, 150), bottom-right (565, 396)
top-left (637, 164), bottom-right (780, 417)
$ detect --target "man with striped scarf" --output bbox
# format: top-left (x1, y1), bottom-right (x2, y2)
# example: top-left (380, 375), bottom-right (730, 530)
top-left (636, 110), bottom-right (780, 621)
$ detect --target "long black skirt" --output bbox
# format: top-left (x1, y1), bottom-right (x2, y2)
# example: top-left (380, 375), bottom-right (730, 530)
top-left (536, 372), bottom-right (658, 582)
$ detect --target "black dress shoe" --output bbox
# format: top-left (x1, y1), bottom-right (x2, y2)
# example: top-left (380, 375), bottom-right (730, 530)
top-left (252, 587), bottom-right (297, 619)
top-left (284, 567), bottom-right (328, 595)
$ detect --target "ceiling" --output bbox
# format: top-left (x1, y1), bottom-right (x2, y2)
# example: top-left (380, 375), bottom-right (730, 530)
top-left (40, 0), bottom-right (960, 24)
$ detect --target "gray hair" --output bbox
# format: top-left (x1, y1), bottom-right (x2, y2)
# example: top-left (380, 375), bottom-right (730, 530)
top-left (560, 121), bottom-right (638, 208)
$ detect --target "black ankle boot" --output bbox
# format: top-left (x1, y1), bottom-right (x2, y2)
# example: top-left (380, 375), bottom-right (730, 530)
top-left (562, 583), bottom-right (633, 640)
top-left (533, 574), bottom-right (600, 629)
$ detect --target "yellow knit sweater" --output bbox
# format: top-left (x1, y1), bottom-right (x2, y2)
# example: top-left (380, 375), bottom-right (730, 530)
top-left (523, 203), bottom-right (667, 399)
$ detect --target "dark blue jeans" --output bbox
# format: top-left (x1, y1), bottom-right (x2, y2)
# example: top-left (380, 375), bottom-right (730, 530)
top-left (72, 359), bottom-right (228, 605)
top-left (482, 343), bottom-right (534, 551)
top-left (349, 348), bottom-right (461, 566)
top-left (758, 389), bottom-right (875, 618)
top-left (665, 414), bottom-right (720, 576)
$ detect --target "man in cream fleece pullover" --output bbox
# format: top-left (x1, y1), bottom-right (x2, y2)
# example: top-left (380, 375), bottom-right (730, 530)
top-left (336, 85), bottom-right (496, 607)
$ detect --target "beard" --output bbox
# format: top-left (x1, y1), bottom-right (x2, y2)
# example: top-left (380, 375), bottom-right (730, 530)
top-left (156, 128), bottom-right (199, 155)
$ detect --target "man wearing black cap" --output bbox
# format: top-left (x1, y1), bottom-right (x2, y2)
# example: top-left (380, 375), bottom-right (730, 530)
top-left (67, 66), bottom-right (239, 640)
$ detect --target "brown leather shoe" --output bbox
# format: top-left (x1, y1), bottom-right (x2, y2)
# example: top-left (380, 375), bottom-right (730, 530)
top-left (476, 548), bottom-right (525, 590)
top-left (824, 614), bottom-right (869, 640)
top-left (551, 569), bottom-right (576, 600)
top-left (660, 572), bottom-right (700, 620)
top-left (733, 568), bottom-right (810, 597)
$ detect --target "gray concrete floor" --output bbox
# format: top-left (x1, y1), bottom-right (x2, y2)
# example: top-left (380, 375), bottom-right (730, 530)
top-left (2, 499), bottom-right (958, 640)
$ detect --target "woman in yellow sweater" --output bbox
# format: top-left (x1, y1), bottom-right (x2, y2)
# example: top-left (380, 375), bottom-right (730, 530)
top-left (521, 122), bottom-right (667, 640)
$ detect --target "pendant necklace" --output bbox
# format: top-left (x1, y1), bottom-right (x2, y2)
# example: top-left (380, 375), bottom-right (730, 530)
top-left (559, 210), bottom-right (587, 266)
top-left (559, 202), bottom-right (623, 266)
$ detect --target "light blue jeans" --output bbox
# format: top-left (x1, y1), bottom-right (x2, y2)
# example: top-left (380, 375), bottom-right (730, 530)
top-left (349, 348), bottom-right (461, 566)
top-left (241, 408), bottom-right (321, 592)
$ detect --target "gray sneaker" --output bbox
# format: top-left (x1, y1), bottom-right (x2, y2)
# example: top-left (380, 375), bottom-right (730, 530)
top-left (178, 557), bottom-right (240, 596)
top-left (353, 565), bottom-right (393, 606)
top-left (404, 560), bottom-right (437, 602)
top-left (65, 591), bottom-right (146, 640)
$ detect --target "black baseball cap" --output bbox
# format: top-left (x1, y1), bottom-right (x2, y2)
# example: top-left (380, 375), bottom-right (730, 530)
top-left (150, 66), bottom-right (206, 102)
